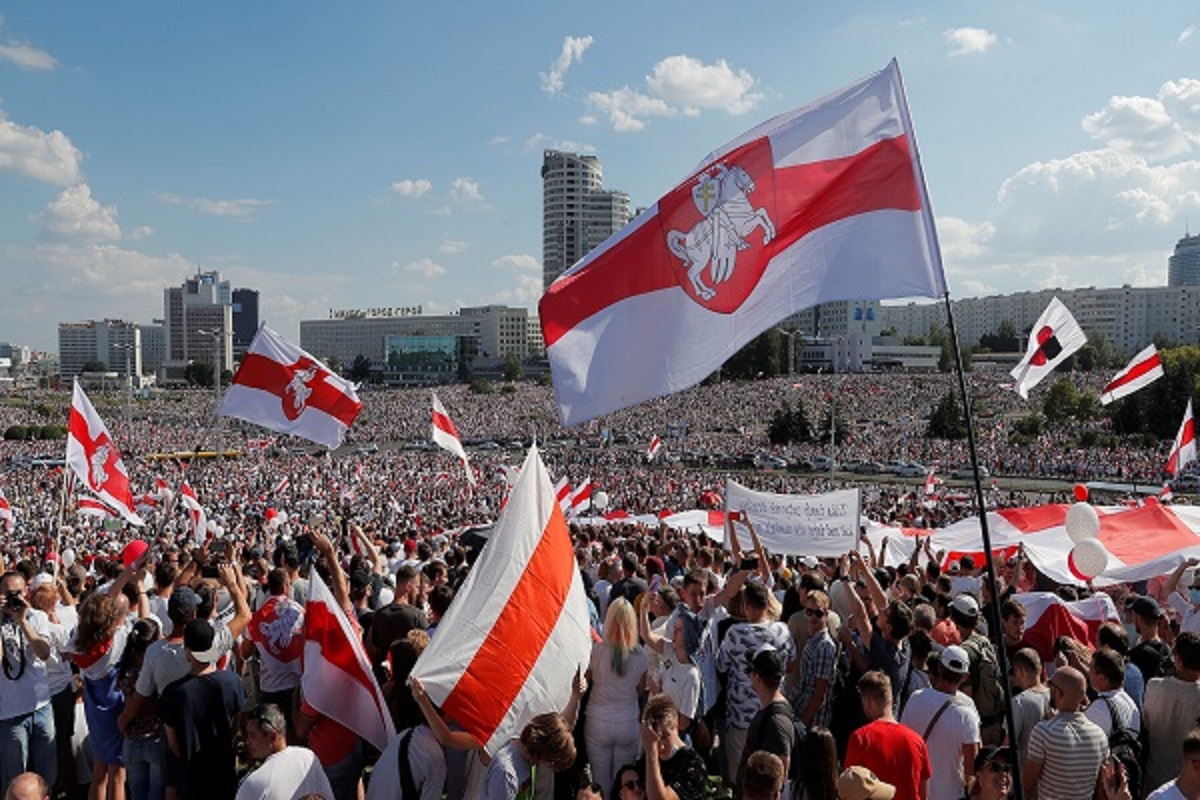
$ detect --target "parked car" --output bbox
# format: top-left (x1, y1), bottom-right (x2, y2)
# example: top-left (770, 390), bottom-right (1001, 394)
top-left (810, 456), bottom-right (834, 471)
top-left (895, 462), bottom-right (926, 477)
top-left (950, 465), bottom-right (990, 480)
top-left (881, 461), bottom-right (909, 475)
top-left (756, 454), bottom-right (789, 470)
top-left (856, 461), bottom-right (884, 475)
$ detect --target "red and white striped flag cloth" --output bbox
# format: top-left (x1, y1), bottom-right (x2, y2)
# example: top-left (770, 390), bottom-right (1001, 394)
top-left (1161, 482), bottom-right (1174, 502)
top-left (1168, 400), bottom-right (1197, 477)
top-left (179, 482), bottom-right (207, 544)
top-left (302, 570), bottom-right (394, 752)
top-left (412, 446), bottom-right (592, 754)
top-left (219, 325), bottom-right (362, 449)
top-left (646, 435), bottom-right (663, 462)
top-left (539, 60), bottom-right (946, 425)
top-left (65, 381), bottom-right (143, 526)
top-left (923, 468), bottom-right (942, 496)
top-left (273, 476), bottom-right (291, 495)
top-left (77, 496), bottom-right (112, 518)
top-left (431, 391), bottom-right (475, 486)
top-left (568, 478), bottom-right (593, 515)
top-left (1011, 592), bottom-right (1120, 663)
top-left (0, 490), bottom-right (14, 533)
top-left (554, 476), bottom-right (572, 514)
top-left (1099, 344), bottom-right (1164, 405)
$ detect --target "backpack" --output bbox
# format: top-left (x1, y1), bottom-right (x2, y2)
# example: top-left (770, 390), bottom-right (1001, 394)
top-left (962, 634), bottom-right (1005, 729)
top-left (1102, 696), bottom-right (1143, 799)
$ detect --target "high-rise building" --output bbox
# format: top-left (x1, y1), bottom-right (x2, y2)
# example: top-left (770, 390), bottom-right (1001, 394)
top-left (138, 321), bottom-right (166, 374)
top-left (57, 320), bottom-right (142, 383)
top-left (163, 269), bottom-right (234, 378)
top-left (231, 288), bottom-right (260, 358)
top-left (1168, 233), bottom-right (1200, 286)
top-left (542, 150), bottom-right (632, 289)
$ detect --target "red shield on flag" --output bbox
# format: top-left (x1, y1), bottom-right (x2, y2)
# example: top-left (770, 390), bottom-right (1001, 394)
top-left (660, 137), bottom-right (777, 313)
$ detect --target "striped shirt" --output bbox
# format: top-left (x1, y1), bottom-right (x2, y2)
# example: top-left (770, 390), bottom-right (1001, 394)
top-left (1026, 712), bottom-right (1109, 800)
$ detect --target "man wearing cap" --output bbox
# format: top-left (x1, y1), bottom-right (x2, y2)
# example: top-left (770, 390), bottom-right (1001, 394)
top-left (1164, 558), bottom-right (1200, 635)
top-left (971, 747), bottom-right (1015, 800)
top-left (735, 647), bottom-right (795, 795)
top-left (160, 618), bottom-right (247, 799)
top-left (837, 766), bottom-right (896, 800)
top-left (1129, 595), bottom-right (1173, 682)
top-left (949, 594), bottom-right (1005, 746)
top-left (899, 645), bottom-right (980, 800)
top-left (845, 670), bottom-right (930, 800)
top-left (1022, 665), bottom-right (1107, 800)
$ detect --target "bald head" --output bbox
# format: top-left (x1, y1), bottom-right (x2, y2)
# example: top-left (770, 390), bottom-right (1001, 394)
top-left (1049, 666), bottom-right (1088, 712)
top-left (5, 773), bottom-right (49, 800)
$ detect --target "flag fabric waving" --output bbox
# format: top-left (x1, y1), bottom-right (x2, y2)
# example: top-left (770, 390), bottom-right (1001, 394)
top-left (411, 445), bottom-right (592, 755)
top-left (539, 60), bottom-right (947, 426)
top-left (76, 497), bottom-right (112, 519)
top-left (0, 491), bottom-right (13, 533)
top-left (65, 381), bottom-right (143, 526)
top-left (431, 392), bottom-right (475, 486)
top-left (219, 325), bottom-right (362, 449)
top-left (179, 482), bottom-right (207, 544)
top-left (646, 435), bottom-right (663, 462)
top-left (302, 570), bottom-right (394, 752)
top-left (568, 478), bottom-right (593, 515)
top-left (1168, 400), bottom-right (1197, 477)
top-left (554, 476), bottom-right (572, 514)
top-left (1010, 297), bottom-right (1087, 399)
top-left (1099, 344), bottom-right (1164, 405)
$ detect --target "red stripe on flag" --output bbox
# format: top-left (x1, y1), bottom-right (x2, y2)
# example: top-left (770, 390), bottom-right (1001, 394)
top-left (235, 353), bottom-right (361, 427)
top-left (1103, 353), bottom-right (1162, 394)
top-left (540, 134), bottom-right (919, 347)
top-left (442, 503), bottom-right (576, 747)
top-left (303, 602), bottom-right (387, 718)
top-left (432, 410), bottom-right (460, 439)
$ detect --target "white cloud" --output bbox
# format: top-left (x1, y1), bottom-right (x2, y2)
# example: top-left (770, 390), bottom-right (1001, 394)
top-left (0, 113), bottom-right (84, 185)
top-left (396, 258), bottom-right (446, 279)
top-left (645, 55), bottom-right (762, 115)
top-left (0, 39), bottom-right (57, 71)
top-left (154, 192), bottom-right (273, 219)
top-left (943, 27), bottom-right (998, 57)
top-left (540, 35), bottom-right (593, 95)
top-left (32, 184), bottom-right (121, 241)
top-left (391, 178), bottom-right (432, 197)
top-left (438, 239), bottom-right (468, 255)
top-left (451, 177), bottom-right (483, 202)
top-left (491, 273), bottom-right (543, 306)
top-left (492, 254), bottom-right (539, 272)
top-left (936, 216), bottom-right (995, 261)
top-left (586, 86), bottom-right (674, 132)
top-left (1082, 92), bottom-right (1193, 162)
top-left (522, 132), bottom-right (596, 153)
top-left (128, 225), bottom-right (154, 241)
top-left (1180, 25), bottom-right (1197, 44)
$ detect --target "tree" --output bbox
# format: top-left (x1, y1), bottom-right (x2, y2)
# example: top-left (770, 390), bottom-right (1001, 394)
top-left (927, 391), bottom-right (968, 439)
top-left (978, 319), bottom-right (1020, 353)
top-left (723, 329), bottom-right (784, 379)
top-left (768, 401), bottom-right (812, 445)
top-left (350, 355), bottom-right (372, 383)
top-left (81, 360), bottom-right (108, 373)
top-left (1042, 379), bottom-right (1080, 423)
top-left (502, 354), bottom-right (523, 382)
top-left (184, 361), bottom-right (214, 388)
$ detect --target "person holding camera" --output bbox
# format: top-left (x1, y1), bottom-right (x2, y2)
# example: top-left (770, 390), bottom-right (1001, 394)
top-left (0, 570), bottom-right (56, 793)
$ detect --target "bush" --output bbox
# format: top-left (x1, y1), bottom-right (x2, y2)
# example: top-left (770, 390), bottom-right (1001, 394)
top-left (499, 384), bottom-right (518, 395)
top-left (469, 379), bottom-right (493, 395)
top-left (3, 426), bottom-right (28, 440)
top-left (38, 425), bottom-right (67, 440)
top-left (1014, 414), bottom-right (1044, 438)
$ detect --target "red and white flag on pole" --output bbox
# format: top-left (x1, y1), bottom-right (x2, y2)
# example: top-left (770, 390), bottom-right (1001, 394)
top-left (1161, 482), bottom-right (1174, 502)
top-left (179, 481), bottom-right (207, 543)
top-left (1011, 297), bottom-right (1087, 400)
top-left (76, 497), bottom-right (112, 519)
top-left (1168, 399), bottom-right (1197, 477)
top-left (273, 475), bottom-right (290, 495)
top-left (431, 392), bottom-right (475, 486)
top-left (554, 476), bottom-right (572, 514)
top-left (568, 478), bottom-right (593, 515)
top-left (539, 60), bottom-right (947, 425)
top-left (0, 490), bottom-right (14, 533)
top-left (412, 445), bottom-right (592, 754)
top-left (302, 570), bottom-right (394, 752)
top-left (66, 381), bottom-right (143, 526)
top-left (1099, 344), bottom-right (1164, 405)
top-left (923, 468), bottom-right (942, 496)
top-left (219, 325), bottom-right (362, 449)
top-left (646, 435), bottom-right (663, 462)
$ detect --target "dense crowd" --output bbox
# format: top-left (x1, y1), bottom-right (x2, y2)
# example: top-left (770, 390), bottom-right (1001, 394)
top-left (0, 375), bottom-right (1197, 800)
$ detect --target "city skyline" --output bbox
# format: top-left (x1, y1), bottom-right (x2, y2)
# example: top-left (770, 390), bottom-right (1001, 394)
top-left (2, 3), bottom-right (1199, 352)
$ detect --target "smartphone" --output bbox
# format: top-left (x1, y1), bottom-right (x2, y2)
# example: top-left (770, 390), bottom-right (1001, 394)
top-left (739, 555), bottom-right (760, 571)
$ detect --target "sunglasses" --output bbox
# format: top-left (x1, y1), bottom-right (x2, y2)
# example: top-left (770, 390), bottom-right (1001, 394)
top-left (985, 761), bottom-right (1013, 775)
top-left (804, 607), bottom-right (827, 618)
top-left (622, 779), bottom-right (643, 790)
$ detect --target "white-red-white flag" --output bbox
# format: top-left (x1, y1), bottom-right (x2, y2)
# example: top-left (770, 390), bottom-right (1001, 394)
top-left (273, 475), bottom-right (290, 495)
top-left (412, 446), bottom-right (592, 754)
top-left (923, 468), bottom-right (942, 497)
top-left (0, 490), bottom-right (14, 533)
top-left (1168, 399), bottom-right (1197, 477)
top-left (302, 570), bottom-right (394, 752)
top-left (1099, 344), bottom-right (1164, 405)
top-left (539, 60), bottom-right (947, 425)
top-left (76, 496), bottom-right (112, 519)
top-left (65, 381), bottom-right (143, 526)
top-left (1161, 482), bottom-right (1174, 502)
top-left (431, 392), bottom-right (475, 486)
top-left (1011, 297), bottom-right (1087, 400)
top-left (568, 478), bottom-right (593, 515)
top-left (646, 435), bottom-right (663, 462)
top-left (219, 325), bottom-right (362, 449)
top-left (554, 476), bottom-right (572, 514)
top-left (179, 481), bottom-right (207, 543)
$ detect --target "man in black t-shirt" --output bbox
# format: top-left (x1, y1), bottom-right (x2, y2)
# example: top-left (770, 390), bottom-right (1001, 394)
top-left (640, 694), bottom-right (707, 800)
top-left (1129, 596), bottom-right (1173, 681)
top-left (737, 647), bottom-right (795, 794)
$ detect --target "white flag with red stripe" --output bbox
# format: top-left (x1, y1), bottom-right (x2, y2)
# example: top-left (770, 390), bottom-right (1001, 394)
top-left (1012, 592), bottom-right (1119, 663)
top-left (1161, 482), bottom-right (1174, 502)
top-left (431, 391), bottom-right (475, 486)
top-left (219, 325), bottom-right (362, 449)
top-left (646, 435), bottom-right (663, 461)
top-left (568, 478), bottom-right (593, 515)
top-left (0, 490), bottom-right (14, 533)
top-left (1100, 344), bottom-right (1164, 405)
top-left (923, 468), bottom-right (942, 497)
top-left (65, 381), bottom-right (143, 526)
top-left (302, 570), bottom-right (394, 752)
top-left (179, 482), bottom-right (207, 543)
top-left (539, 60), bottom-right (946, 425)
top-left (412, 445), bottom-right (591, 754)
top-left (77, 496), bottom-right (112, 518)
top-left (1168, 399), bottom-right (1197, 477)
top-left (554, 476), bottom-right (572, 514)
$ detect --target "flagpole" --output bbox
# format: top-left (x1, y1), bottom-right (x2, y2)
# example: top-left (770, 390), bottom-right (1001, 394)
top-left (942, 291), bottom-right (1025, 800)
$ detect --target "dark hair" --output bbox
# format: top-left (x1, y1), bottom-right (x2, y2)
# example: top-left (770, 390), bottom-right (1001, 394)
top-left (1176, 631), bottom-right (1200, 672)
top-left (610, 763), bottom-right (641, 800)
top-left (1098, 622), bottom-right (1130, 655)
top-left (267, 568), bottom-right (289, 596)
top-left (155, 561), bottom-right (178, 590)
top-left (908, 628), bottom-right (933, 662)
top-left (886, 600), bottom-right (913, 639)
top-left (742, 751), bottom-right (785, 800)
top-left (857, 669), bottom-right (892, 705)
top-left (196, 583), bottom-right (217, 620)
top-left (1091, 647), bottom-right (1125, 687)
top-left (1185, 727), bottom-right (1200, 758)
top-left (246, 703), bottom-right (287, 738)
top-left (1010, 647), bottom-right (1041, 676)
top-left (118, 616), bottom-right (161, 678)
top-left (743, 580), bottom-right (770, 611)
top-left (621, 553), bottom-right (638, 575)
top-left (1001, 598), bottom-right (1026, 621)
top-left (428, 584), bottom-right (455, 618)
top-left (797, 727), bottom-right (839, 800)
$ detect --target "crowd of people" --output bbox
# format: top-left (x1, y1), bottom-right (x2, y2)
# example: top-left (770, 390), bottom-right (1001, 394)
top-left (0, 373), bottom-right (1197, 800)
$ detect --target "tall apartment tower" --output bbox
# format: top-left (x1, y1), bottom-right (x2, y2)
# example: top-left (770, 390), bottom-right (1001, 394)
top-left (231, 288), bottom-right (260, 358)
top-left (163, 269), bottom-right (234, 378)
top-left (1168, 232), bottom-right (1200, 286)
top-left (541, 150), bottom-right (632, 290)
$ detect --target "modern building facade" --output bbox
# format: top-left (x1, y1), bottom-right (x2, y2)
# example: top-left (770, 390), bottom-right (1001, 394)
top-left (1169, 233), bottom-right (1200, 287)
top-left (542, 150), bottom-right (632, 289)
top-left (231, 288), bottom-right (260, 358)
top-left (57, 320), bottom-right (142, 383)
top-left (163, 269), bottom-right (234, 377)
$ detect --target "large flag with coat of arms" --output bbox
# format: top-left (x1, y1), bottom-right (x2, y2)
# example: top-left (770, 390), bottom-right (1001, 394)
top-left (65, 381), bottom-right (143, 526)
top-left (539, 59), bottom-right (947, 425)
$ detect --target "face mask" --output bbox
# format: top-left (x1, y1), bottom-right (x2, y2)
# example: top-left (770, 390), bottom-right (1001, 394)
top-left (1189, 588), bottom-right (1200, 605)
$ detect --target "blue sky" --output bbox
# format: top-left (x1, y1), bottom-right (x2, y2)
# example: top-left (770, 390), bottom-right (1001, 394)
top-left (2, 3), bottom-right (1199, 352)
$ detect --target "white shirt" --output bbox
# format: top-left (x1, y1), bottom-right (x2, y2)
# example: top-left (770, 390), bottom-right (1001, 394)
top-left (1146, 780), bottom-right (1187, 800)
top-left (1084, 689), bottom-right (1140, 736)
top-left (235, 746), bottom-right (333, 800)
top-left (900, 687), bottom-right (980, 800)
top-left (366, 726), bottom-right (445, 800)
top-left (1167, 592), bottom-right (1200, 635)
top-left (0, 609), bottom-right (52, 720)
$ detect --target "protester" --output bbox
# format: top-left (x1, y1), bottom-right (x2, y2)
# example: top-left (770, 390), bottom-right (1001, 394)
top-left (1145, 726), bottom-right (1200, 799)
top-left (844, 670), bottom-right (930, 800)
top-left (638, 694), bottom-right (706, 800)
top-left (235, 703), bottom-right (333, 800)
top-left (585, 597), bottom-right (648, 799)
top-left (836, 766), bottom-right (895, 800)
top-left (898, 646), bottom-right (979, 800)
top-left (1143, 632), bottom-right (1200, 794)
top-left (742, 751), bottom-right (787, 800)
top-left (735, 647), bottom-right (795, 794)
top-left (967, 747), bottom-right (1014, 800)
top-left (1021, 666), bottom-right (1109, 800)
top-left (0, 571), bottom-right (56, 793)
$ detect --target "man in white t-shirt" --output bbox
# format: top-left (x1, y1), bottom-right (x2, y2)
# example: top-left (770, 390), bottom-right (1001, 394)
top-left (1164, 559), bottom-right (1200, 635)
top-left (899, 645), bottom-right (980, 800)
top-left (1084, 647), bottom-right (1140, 737)
top-left (0, 571), bottom-right (55, 792)
top-left (1146, 726), bottom-right (1200, 799)
top-left (236, 703), bottom-right (332, 800)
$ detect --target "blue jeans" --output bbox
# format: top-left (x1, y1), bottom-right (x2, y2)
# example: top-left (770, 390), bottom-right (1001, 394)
top-left (0, 703), bottom-right (57, 791)
top-left (123, 735), bottom-right (165, 800)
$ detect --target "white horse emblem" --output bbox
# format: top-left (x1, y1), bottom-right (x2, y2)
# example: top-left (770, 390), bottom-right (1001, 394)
top-left (285, 366), bottom-right (319, 414)
top-left (667, 163), bottom-right (776, 302)
top-left (89, 443), bottom-right (111, 489)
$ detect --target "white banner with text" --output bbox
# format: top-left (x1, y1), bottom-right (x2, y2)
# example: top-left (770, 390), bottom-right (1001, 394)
top-left (724, 480), bottom-right (861, 557)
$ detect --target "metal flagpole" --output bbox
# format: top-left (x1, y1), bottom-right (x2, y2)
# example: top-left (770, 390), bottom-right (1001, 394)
top-left (942, 290), bottom-right (1025, 800)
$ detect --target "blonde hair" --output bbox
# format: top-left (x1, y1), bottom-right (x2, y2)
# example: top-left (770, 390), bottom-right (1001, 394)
top-left (604, 597), bottom-right (640, 676)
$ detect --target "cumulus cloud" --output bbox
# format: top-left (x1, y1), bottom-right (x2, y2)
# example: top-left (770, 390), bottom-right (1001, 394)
top-left (523, 133), bottom-right (596, 153)
top-left (451, 177), bottom-right (483, 202)
top-left (645, 55), bottom-right (761, 115)
top-left (391, 178), bottom-right (432, 197)
top-left (1180, 24), bottom-right (1196, 44)
top-left (492, 254), bottom-right (539, 272)
top-left (396, 258), bottom-right (446, 279)
top-left (154, 192), bottom-right (274, 219)
top-left (491, 273), bottom-right (543, 306)
top-left (0, 113), bottom-right (84, 185)
top-left (438, 239), bottom-right (468, 255)
top-left (586, 86), bottom-right (675, 132)
top-left (32, 184), bottom-right (121, 241)
top-left (936, 216), bottom-right (996, 262)
top-left (0, 39), bottom-right (57, 71)
top-left (1081, 84), bottom-right (1198, 162)
top-left (944, 27), bottom-right (998, 57)
top-left (541, 35), bottom-right (593, 95)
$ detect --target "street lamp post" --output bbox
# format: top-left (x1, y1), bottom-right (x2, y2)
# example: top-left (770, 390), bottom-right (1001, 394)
top-left (776, 327), bottom-right (800, 375)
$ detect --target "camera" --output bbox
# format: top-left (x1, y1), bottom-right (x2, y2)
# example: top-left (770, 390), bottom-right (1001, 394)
top-left (5, 590), bottom-right (23, 609)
